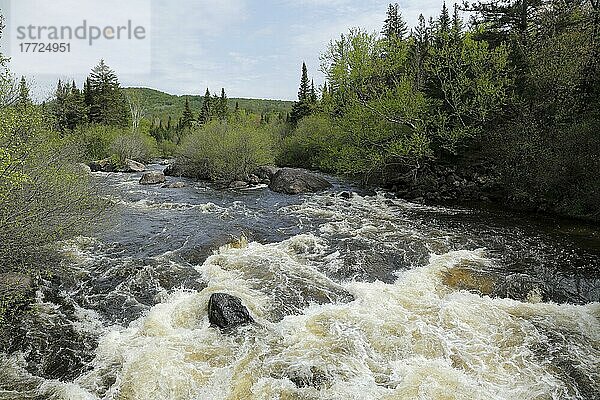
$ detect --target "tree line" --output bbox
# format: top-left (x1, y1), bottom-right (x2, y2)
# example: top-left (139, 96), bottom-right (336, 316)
top-left (281, 0), bottom-right (600, 220)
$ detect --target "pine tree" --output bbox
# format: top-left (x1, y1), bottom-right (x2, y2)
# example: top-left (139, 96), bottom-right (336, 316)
top-left (438, 2), bottom-right (451, 35)
top-left (382, 3), bottom-right (408, 40)
top-left (181, 97), bottom-right (195, 129)
top-left (289, 62), bottom-right (314, 125)
top-left (309, 80), bottom-right (317, 104)
top-left (217, 88), bottom-right (228, 120)
top-left (451, 3), bottom-right (463, 43)
top-left (412, 14), bottom-right (430, 90)
top-left (199, 88), bottom-right (212, 124)
top-left (64, 80), bottom-right (86, 130)
top-left (298, 62), bottom-right (310, 102)
top-left (87, 60), bottom-right (129, 126)
top-left (17, 76), bottom-right (30, 109)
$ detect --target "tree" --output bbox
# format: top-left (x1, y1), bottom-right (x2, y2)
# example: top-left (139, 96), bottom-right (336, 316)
top-left (289, 63), bottom-right (314, 125)
top-left (199, 88), bottom-right (212, 124)
top-left (126, 90), bottom-right (147, 134)
top-left (382, 3), bottom-right (408, 40)
top-left (217, 88), bottom-right (228, 120)
top-left (87, 59), bottom-right (129, 126)
top-left (438, 2), bottom-right (451, 35)
top-left (181, 97), bottom-right (195, 129)
top-left (17, 76), bottom-right (30, 110)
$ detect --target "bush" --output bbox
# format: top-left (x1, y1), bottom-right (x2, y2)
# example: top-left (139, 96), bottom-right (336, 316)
top-left (177, 119), bottom-right (275, 182)
top-left (110, 132), bottom-right (158, 164)
top-left (276, 115), bottom-right (339, 171)
top-left (72, 124), bottom-right (120, 162)
top-left (0, 106), bottom-right (107, 271)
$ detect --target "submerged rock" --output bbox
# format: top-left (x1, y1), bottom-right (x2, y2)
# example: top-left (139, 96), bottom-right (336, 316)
top-left (269, 168), bottom-right (332, 195)
top-left (139, 171), bottom-right (166, 185)
top-left (162, 181), bottom-right (186, 189)
top-left (229, 181), bottom-right (249, 189)
top-left (208, 293), bottom-right (254, 332)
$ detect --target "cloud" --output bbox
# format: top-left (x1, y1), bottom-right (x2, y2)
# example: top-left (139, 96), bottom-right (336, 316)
top-left (12, 0), bottom-right (463, 101)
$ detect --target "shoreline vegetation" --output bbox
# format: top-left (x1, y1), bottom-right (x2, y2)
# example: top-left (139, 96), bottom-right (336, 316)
top-left (1, 0), bottom-right (599, 333)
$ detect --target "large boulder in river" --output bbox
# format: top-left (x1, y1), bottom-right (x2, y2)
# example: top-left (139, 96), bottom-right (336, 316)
top-left (120, 159), bottom-right (146, 173)
top-left (269, 168), bottom-right (332, 195)
top-left (88, 158), bottom-right (115, 172)
top-left (139, 171), bottom-right (166, 185)
top-left (89, 158), bottom-right (146, 173)
top-left (208, 293), bottom-right (254, 332)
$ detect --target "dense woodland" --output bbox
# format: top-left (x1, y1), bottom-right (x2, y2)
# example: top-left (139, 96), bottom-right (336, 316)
top-left (1, 0), bottom-right (600, 323)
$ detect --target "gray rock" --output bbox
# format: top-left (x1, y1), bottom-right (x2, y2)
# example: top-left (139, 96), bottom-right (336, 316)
top-left (339, 191), bottom-right (353, 199)
top-left (247, 174), bottom-right (261, 185)
top-left (162, 182), bottom-right (186, 189)
top-left (163, 163), bottom-right (183, 177)
top-left (88, 158), bottom-right (146, 173)
top-left (76, 163), bottom-right (92, 174)
top-left (269, 168), bottom-right (332, 195)
top-left (208, 293), bottom-right (254, 332)
top-left (253, 165), bottom-right (280, 181)
top-left (139, 171), bottom-right (166, 185)
top-left (88, 158), bottom-right (114, 172)
top-left (0, 273), bottom-right (33, 298)
top-left (121, 159), bottom-right (146, 173)
top-left (229, 181), bottom-right (249, 189)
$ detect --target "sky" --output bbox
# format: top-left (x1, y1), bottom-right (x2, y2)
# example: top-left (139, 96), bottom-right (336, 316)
top-left (3, 0), bottom-right (459, 101)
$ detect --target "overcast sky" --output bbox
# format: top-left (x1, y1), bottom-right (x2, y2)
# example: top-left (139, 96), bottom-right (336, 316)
top-left (4, 0), bottom-right (458, 101)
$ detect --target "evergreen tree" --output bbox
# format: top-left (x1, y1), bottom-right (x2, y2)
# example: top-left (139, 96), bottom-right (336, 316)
top-left (298, 62), bottom-right (310, 102)
top-left (64, 81), bottom-right (86, 130)
top-left (87, 60), bottom-right (129, 126)
top-left (181, 97), bottom-right (195, 129)
top-left (382, 3), bottom-right (408, 40)
top-left (309, 80), bottom-right (317, 104)
top-left (451, 3), bottom-right (463, 41)
top-left (438, 2), bottom-right (451, 35)
top-left (199, 88), bottom-right (212, 124)
top-left (217, 88), bottom-right (228, 120)
top-left (289, 62), bottom-right (314, 125)
top-left (17, 76), bottom-right (30, 109)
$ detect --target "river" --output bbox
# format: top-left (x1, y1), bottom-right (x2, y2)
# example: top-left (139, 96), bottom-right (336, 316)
top-left (1, 165), bottom-right (599, 400)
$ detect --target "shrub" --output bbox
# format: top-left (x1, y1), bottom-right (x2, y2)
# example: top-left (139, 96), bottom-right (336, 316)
top-left (0, 106), bottom-right (107, 272)
top-left (177, 119), bottom-right (275, 182)
top-left (110, 132), bottom-right (158, 164)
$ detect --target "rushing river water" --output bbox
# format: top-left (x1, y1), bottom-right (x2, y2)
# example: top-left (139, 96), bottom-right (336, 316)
top-left (1, 165), bottom-right (599, 400)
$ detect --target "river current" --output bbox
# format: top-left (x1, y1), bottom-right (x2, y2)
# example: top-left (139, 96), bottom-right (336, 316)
top-left (1, 165), bottom-right (599, 400)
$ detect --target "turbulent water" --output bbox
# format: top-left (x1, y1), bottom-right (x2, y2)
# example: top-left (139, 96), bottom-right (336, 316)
top-left (1, 165), bottom-right (599, 400)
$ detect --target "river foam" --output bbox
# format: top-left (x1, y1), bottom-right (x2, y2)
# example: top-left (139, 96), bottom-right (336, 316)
top-left (61, 237), bottom-right (600, 400)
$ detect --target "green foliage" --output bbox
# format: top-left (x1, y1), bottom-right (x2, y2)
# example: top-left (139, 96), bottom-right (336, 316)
top-left (177, 118), bottom-right (275, 182)
top-left (0, 105), bottom-right (106, 270)
top-left (382, 3), bottom-right (408, 40)
top-left (86, 60), bottom-right (130, 127)
top-left (110, 132), bottom-right (158, 165)
top-left (289, 63), bottom-right (317, 125)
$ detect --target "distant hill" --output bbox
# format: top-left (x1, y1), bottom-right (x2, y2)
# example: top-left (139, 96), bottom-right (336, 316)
top-left (124, 87), bottom-right (293, 122)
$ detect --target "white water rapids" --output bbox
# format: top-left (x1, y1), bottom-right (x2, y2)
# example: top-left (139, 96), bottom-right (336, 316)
top-left (0, 169), bottom-right (598, 399)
